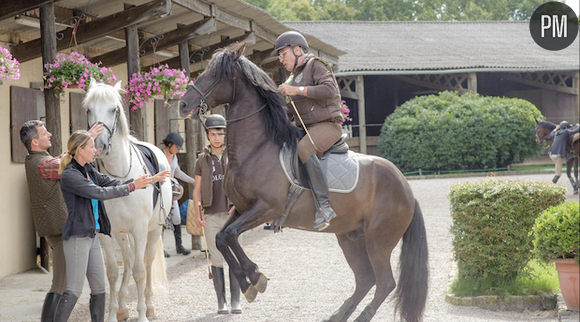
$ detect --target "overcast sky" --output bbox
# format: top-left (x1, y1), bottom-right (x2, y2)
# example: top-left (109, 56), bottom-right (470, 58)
top-left (566, 0), bottom-right (579, 16)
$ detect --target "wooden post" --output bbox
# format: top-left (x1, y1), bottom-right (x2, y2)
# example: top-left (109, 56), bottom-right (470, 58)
top-left (468, 72), bottom-right (477, 93)
top-left (125, 4), bottom-right (144, 140)
top-left (40, 3), bottom-right (60, 155)
top-left (39, 2), bottom-right (58, 273)
top-left (356, 75), bottom-right (367, 154)
top-left (179, 40), bottom-right (203, 250)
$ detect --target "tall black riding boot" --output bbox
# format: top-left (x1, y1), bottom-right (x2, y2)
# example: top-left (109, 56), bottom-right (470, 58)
top-left (89, 293), bottom-right (106, 322)
top-left (211, 266), bottom-right (228, 314)
top-left (54, 290), bottom-right (78, 322)
top-left (304, 155), bottom-right (337, 231)
top-left (552, 175), bottom-right (560, 184)
top-left (174, 224), bottom-right (191, 255)
top-left (569, 177), bottom-right (579, 195)
top-left (229, 268), bottom-right (242, 314)
top-left (41, 292), bottom-right (61, 322)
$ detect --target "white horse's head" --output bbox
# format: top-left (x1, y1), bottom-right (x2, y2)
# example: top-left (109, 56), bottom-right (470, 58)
top-left (84, 78), bottom-right (128, 156)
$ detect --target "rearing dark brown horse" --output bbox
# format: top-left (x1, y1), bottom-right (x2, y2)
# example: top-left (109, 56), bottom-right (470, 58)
top-left (179, 43), bottom-right (428, 322)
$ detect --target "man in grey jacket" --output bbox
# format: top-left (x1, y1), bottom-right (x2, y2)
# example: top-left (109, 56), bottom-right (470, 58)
top-left (20, 120), bottom-right (103, 322)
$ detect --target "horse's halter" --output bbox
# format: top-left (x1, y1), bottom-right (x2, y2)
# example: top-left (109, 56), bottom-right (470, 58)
top-left (189, 76), bottom-right (236, 116)
top-left (88, 106), bottom-right (120, 154)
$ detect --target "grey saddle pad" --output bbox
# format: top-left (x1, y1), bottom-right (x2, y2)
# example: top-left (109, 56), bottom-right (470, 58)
top-left (279, 145), bottom-right (360, 193)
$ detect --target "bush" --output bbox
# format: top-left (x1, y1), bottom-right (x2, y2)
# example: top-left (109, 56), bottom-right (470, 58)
top-left (532, 201), bottom-right (580, 264)
top-left (449, 179), bottom-right (565, 281)
top-left (378, 91), bottom-right (544, 172)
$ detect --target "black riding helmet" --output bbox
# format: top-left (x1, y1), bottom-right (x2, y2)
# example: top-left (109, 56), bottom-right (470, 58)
top-left (205, 114), bottom-right (226, 132)
top-left (560, 121), bottom-right (570, 129)
top-left (164, 132), bottom-right (184, 150)
top-left (271, 31), bottom-right (309, 56)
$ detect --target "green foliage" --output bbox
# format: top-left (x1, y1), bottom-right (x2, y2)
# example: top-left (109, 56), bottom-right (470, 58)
top-left (378, 91), bottom-right (543, 172)
top-left (450, 259), bottom-right (559, 296)
top-left (448, 179), bottom-right (565, 282)
top-left (243, 0), bottom-right (553, 21)
top-left (532, 201), bottom-right (580, 264)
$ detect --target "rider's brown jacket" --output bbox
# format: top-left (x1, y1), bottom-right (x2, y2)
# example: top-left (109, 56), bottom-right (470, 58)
top-left (287, 54), bottom-right (343, 126)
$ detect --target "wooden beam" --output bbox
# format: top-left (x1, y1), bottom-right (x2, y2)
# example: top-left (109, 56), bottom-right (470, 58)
top-left (126, 17), bottom-right (145, 140)
top-left (40, 2), bottom-right (61, 155)
top-left (173, 0), bottom-right (277, 44)
top-left (0, 0), bottom-right (53, 21)
top-left (505, 73), bottom-right (579, 95)
top-left (356, 75), bottom-right (367, 154)
top-left (91, 17), bottom-right (216, 67)
top-left (143, 32), bottom-right (256, 72)
top-left (11, 0), bottom-right (171, 63)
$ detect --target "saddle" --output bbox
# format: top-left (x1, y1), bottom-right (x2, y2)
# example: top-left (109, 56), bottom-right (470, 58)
top-left (134, 142), bottom-right (164, 209)
top-left (272, 134), bottom-right (360, 230)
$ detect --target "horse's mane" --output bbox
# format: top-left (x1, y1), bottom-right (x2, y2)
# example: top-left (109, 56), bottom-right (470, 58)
top-left (206, 45), bottom-right (300, 151)
top-left (539, 120), bottom-right (557, 131)
top-left (83, 82), bottom-right (129, 139)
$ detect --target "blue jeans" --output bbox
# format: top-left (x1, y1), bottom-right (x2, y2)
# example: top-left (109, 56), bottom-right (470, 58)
top-left (62, 234), bottom-right (106, 297)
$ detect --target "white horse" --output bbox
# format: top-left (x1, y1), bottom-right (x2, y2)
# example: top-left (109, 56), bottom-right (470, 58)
top-left (84, 80), bottom-right (172, 322)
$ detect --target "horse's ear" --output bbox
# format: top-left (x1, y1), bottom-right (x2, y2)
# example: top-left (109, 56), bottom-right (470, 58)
top-left (114, 81), bottom-right (122, 91)
top-left (88, 77), bottom-right (98, 91)
top-left (233, 42), bottom-right (246, 61)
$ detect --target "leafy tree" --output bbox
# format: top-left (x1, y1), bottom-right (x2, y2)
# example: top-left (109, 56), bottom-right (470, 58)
top-left (243, 0), bottom-right (557, 21)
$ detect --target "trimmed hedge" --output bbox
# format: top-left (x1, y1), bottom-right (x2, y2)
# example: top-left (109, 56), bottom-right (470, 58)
top-left (449, 179), bottom-right (565, 281)
top-left (532, 201), bottom-right (580, 264)
top-left (378, 91), bottom-right (544, 172)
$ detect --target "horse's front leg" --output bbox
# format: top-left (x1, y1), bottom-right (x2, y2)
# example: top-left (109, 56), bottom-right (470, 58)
top-left (115, 232), bottom-right (134, 322)
top-left (131, 224), bottom-right (149, 322)
top-left (100, 234), bottom-right (120, 322)
top-left (216, 202), bottom-right (272, 302)
top-left (144, 226), bottom-right (163, 318)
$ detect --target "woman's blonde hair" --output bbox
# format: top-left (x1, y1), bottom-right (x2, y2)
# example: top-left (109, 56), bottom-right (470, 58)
top-left (59, 130), bottom-right (92, 174)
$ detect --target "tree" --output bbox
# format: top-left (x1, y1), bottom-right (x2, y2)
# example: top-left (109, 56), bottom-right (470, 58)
top-left (243, 0), bottom-right (556, 21)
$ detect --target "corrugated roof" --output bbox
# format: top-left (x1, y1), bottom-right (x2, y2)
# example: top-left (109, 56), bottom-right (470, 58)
top-left (285, 21), bottom-right (580, 75)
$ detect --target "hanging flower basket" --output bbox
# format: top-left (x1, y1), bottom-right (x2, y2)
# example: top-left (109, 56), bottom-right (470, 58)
top-left (340, 100), bottom-right (352, 125)
top-left (0, 45), bottom-right (21, 81)
top-left (124, 64), bottom-right (190, 111)
top-left (41, 52), bottom-right (117, 103)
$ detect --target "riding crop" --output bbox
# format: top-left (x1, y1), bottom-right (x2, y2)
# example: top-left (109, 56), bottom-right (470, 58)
top-left (288, 96), bottom-right (320, 154)
top-left (201, 226), bottom-right (213, 279)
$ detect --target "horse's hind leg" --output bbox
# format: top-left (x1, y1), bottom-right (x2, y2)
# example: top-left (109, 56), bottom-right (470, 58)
top-left (144, 226), bottom-right (163, 318)
top-left (323, 234), bottom-right (375, 322)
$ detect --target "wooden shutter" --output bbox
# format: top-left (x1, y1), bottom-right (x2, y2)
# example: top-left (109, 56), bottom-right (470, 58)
top-left (155, 99), bottom-right (170, 145)
top-left (69, 92), bottom-right (87, 133)
top-left (11, 86), bottom-right (45, 163)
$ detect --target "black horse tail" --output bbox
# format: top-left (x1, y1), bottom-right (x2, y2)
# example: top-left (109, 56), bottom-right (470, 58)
top-left (395, 199), bottom-right (429, 322)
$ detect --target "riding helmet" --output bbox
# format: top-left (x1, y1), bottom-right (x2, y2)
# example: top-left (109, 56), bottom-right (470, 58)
top-left (559, 121), bottom-right (570, 129)
top-left (164, 132), bottom-right (184, 150)
top-left (271, 31), bottom-right (309, 56)
top-left (205, 114), bottom-right (226, 129)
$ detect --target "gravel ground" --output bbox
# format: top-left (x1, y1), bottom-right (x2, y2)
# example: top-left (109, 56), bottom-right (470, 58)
top-left (68, 173), bottom-right (578, 322)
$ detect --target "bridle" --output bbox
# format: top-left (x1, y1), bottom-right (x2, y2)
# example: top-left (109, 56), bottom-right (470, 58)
top-left (187, 61), bottom-right (266, 126)
top-left (88, 106), bottom-right (120, 154)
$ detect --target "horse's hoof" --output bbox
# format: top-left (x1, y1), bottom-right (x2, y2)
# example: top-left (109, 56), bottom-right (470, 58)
top-left (244, 285), bottom-right (258, 303)
top-left (146, 307), bottom-right (155, 318)
top-left (254, 273), bottom-right (268, 293)
top-left (117, 308), bottom-right (129, 321)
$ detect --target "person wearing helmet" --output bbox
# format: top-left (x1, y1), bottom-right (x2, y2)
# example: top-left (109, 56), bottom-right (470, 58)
top-left (548, 120), bottom-right (579, 191)
top-left (162, 132), bottom-right (195, 256)
top-left (274, 30), bottom-right (343, 231)
top-left (193, 114), bottom-right (242, 314)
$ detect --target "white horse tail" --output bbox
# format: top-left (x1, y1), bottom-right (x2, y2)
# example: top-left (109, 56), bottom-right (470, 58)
top-left (150, 235), bottom-right (167, 296)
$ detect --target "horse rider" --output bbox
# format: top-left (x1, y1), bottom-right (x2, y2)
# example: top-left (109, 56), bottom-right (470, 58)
top-left (162, 132), bottom-right (195, 257)
top-left (275, 30), bottom-right (343, 231)
top-left (548, 121), bottom-right (579, 190)
top-left (193, 114), bottom-right (242, 315)
top-left (19, 120), bottom-right (103, 322)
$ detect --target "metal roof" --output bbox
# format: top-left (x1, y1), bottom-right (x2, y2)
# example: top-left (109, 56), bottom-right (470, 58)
top-left (285, 21), bottom-right (580, 75)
